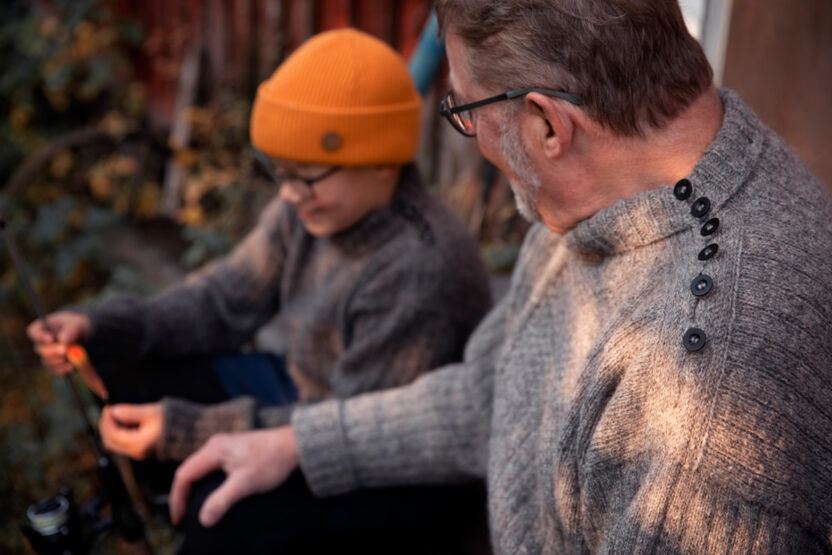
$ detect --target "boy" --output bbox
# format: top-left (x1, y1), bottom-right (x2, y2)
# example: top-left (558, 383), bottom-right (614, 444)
top-left (29, 29), bottom-right (491, 552)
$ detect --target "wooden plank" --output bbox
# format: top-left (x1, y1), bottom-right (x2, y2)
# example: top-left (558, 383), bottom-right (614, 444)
top-left (287, 0), bottom-right (316, 50)
top-left (256, 0), bottom-right (286, 79)
top-left (318, 0), bottom-right (351, 31)
top-left (205, 0), bottom-right (227, 95)
top-left (354, 0), bottom-right (393, 43)
top-left (396, 0), bottom-right (428, 57)
top-left (147, 0), bottom-right (177, 128)
top-left (722, 0), bottom-right (832, 191)
top-left (230, 0), bottom-right (253, 89)
top-left (160, 38), bottom-right (202, 216)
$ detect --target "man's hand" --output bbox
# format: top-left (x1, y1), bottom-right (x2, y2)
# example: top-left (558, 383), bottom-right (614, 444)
top-left (26, 311), bottom-right (91, 376)
top-left (99, 403), bottom-right (163, 460)
top-left (169, 427), bottom-right (299, 528)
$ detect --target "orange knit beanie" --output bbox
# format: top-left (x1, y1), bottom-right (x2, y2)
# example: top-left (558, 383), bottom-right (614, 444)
top-left (250, 28), bottom-right (421, 166)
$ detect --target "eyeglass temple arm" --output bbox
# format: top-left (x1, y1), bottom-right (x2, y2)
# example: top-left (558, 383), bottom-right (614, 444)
top-left (450, 92), bottom-right (512, 113)
top-left (506, 88), bottom-right (583, 106)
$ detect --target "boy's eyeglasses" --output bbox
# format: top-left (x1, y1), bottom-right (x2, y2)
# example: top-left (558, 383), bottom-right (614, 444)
top-left (253, 148), bottom-right (341, 201)
top-left (440, 87), bottom-right (583, 137)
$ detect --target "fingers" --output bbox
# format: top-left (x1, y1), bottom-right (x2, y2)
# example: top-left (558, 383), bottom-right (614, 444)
top-left (199, 472), bottom-right (251, 528)
top-left (55, 320), bottom-right (79, 343)
top-left (28, 313), bottom-right (91, 377)
top-left (27, 319), bottom-right (55, 344)
top-left (34, 343), bottom-right (73, 376)
top-left (110, 403), bottom-right (159, 426)
top-left (99, 405), bottom-right (159, 460)
top-left (27, 312), bottom-right (90, 346)
top-left (100, 406), bottom-right (136, 457)
top-left (99, 406), bottom-right (123, 453)
top-left (170, 437), bottom-right (228, 525)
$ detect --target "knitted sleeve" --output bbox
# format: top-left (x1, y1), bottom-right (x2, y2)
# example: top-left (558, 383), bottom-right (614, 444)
top-left (156, 397), bottom-right (296, 460)
top-left (156, 396), bottom-right (258, 461)
top-left (81, 198), bottom-right (294, 361)
top-left (600, 464), bottom-right (826, 553)
top-left (291, 294), bottom-right (510, 497)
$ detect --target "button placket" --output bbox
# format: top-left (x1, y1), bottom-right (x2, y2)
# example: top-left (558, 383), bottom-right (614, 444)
top-left (672, 178), bottom-right (720, 353)
top-left (700, 217), bottom-right (719, 236)
top-left (691, 197), bottom-right (711, 218)
top-left (698, 243), bottom-right (718, 261)
top-left (690, 274), bottom-right (713, 297)
top-left (683, 327), bottom-right (707, 352)
top-left (673, 179), bottom-right (692, 200)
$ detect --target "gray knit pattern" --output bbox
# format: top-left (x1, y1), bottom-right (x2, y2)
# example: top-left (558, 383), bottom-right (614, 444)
top-left (80, 165), bottom-right (492, 459)
top-left (292, 90), bottom-right (832, 553)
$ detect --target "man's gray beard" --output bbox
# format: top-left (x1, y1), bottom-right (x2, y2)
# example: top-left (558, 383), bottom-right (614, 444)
top-left (499, 120), bottom-right (543, 223)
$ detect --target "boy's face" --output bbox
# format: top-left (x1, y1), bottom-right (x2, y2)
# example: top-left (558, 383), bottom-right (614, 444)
top-left (272, 159), bottom-right (398, 237)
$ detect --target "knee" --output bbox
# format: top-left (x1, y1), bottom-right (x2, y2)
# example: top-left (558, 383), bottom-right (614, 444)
top-left (178, 471), bottom-right (314, 555)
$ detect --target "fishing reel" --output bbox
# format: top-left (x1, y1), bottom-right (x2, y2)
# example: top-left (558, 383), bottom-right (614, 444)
top-left (20, 456), bottom-right (147, 554)
top-left (2, 215), bottom-right (149, 554)
top-left (21, 489), bottom-right (86, 555)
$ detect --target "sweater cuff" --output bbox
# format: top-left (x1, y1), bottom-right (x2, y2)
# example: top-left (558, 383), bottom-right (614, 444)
top-left (291, 400), bottom-right (359, 497)
top-left (158, 396), bottom-right (257, 461)
top-left (258, 404), bottom-right (296, 428)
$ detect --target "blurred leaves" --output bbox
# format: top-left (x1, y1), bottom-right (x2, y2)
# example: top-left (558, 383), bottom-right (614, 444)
top-left (1, 3), bottom-right (275, 549)
top-left (0, 2), bottom-right (150, 551)
top-left (0, 0), bottom-right (145, 178)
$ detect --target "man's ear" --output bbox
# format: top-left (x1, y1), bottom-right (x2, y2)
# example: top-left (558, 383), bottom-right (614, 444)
top-left (524, 92), bottom-right (575, 159)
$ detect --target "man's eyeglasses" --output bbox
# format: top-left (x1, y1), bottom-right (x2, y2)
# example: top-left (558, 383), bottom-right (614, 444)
top-left (253, 148), bottom-right (341, 201)
top-left (440, 88), bottom-right (583, 137)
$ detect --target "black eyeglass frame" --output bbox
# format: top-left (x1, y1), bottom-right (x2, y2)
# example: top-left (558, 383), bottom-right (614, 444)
top-left (253, 148), bottom-right (341, 199)
top-left (440, 87), bottom-right (583, 137)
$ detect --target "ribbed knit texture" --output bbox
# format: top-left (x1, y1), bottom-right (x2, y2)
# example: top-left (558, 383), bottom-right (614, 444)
top-left (158, 396), bottom-right (256, 461)
top-left (292, 90), bottom-right (832, 553)
top-left (80, 165), bottom-right (492, 459)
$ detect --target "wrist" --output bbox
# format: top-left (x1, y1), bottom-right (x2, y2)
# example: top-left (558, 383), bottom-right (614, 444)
top-left (285, 426), bottom-right (300, 468)
top-left (263, 426), bottom-right (300, 470)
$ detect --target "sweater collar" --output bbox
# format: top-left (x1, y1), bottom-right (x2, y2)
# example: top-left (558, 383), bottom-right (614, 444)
top-left (329, 163), bottom-right (424, 252)
top-left (565, 89), bottom-right (765, 255)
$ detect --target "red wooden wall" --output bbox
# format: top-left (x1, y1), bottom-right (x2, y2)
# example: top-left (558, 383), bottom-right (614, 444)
top-left (112, 0), bottom-right (432, 129)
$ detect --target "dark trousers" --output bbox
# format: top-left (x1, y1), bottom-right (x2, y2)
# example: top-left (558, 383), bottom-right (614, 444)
top-left (97, 354), bottom-right (490, 554)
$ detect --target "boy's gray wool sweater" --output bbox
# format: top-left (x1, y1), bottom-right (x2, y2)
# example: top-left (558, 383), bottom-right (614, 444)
top-left (291, 90), bottom-right (832, 553)
top-left (79, 165), bottom-right (492, 460)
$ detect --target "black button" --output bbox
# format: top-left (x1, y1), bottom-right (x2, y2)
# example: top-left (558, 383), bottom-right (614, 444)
top-left (690, 274), bottom-right (713, 297)
top-left (683, 327), bottom-right (707, 352)
top-left (690, 197), bottom-right (711, 218)
top-left (700, 217), bottom-right (720, 236)
top-left (673, 179), bottom-right (692, 200)
top-left (698, 243), bottom-right (718, 261)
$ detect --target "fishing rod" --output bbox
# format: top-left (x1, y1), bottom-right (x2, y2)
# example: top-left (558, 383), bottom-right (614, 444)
top-left (0, 214), bottom-right (149, 554)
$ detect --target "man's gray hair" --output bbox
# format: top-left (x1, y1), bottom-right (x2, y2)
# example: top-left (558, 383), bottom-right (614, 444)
top-left (435, 0), bottom-right (713, 136)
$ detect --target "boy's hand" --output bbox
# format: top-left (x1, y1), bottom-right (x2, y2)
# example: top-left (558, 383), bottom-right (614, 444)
top-left (27, 312), bottom-right (91, 376)
top-left (169, 427), bottom-right (300, 528)
top-left (99, 403), bottom-right (163, 460)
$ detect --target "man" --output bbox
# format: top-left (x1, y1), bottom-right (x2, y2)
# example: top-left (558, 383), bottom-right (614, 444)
top-left (170, 2), bottom-right (832, 553)
top-left (28, 29), bottom-right (491, 551)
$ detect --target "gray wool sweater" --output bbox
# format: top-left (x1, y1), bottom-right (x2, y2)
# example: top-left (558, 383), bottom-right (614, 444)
top-left (291, 90), bottom-right (832, 553)
top-left (80, 165), bottom-right (492, 460)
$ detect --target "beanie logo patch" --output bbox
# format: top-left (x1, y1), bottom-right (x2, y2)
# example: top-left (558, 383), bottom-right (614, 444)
top-left (321, 131), bottom-right (343, 152)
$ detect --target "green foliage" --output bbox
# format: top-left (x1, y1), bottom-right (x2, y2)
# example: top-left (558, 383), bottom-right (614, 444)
top-left (0, 2), bottom-right (284, 551)
top-left (0, 0), bottom-right (145, 181)
top-left (174, 95), bottom-right (276, 245)
top-left (0, 2), bottom-right (152, 551)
